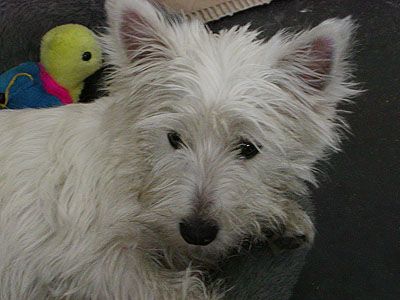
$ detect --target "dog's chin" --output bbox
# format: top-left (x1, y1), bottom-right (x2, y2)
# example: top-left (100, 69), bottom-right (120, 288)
top-left (182, 238), bottom-right (236, 262)
top-left (181, 246), bottom-right (225, 268)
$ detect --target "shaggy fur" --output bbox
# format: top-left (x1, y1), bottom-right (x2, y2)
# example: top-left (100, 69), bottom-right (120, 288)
top-left (0, 0), bottom-right (358, 298)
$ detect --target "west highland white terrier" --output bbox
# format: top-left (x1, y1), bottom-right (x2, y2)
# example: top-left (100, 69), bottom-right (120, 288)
top-left (0, 0), bottom-right (359, 298)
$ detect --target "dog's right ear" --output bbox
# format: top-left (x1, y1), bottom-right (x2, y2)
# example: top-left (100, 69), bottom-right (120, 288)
top-left (105, 0), bottom-right (183, 67)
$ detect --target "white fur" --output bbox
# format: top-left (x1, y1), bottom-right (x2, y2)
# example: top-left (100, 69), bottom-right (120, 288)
top-left (0, 0), bottom-right (359, 298)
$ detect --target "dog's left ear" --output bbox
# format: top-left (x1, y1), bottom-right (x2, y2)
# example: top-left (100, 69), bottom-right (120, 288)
top-left (105, 0), bottom-right (183, 67)
top-left (266, 17), bottom-right (356, 94)
top-left (264, 18), bottom-right (360, 161)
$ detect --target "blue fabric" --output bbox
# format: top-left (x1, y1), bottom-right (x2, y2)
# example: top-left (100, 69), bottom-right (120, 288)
top-left (0, 62), bottom-right (62, 109)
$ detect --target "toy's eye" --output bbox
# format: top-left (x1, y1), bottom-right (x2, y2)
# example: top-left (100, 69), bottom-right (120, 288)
top-left (82, 51), bottom-right (92, 61)
top-left (236, 139), bottom-right (261, 159)
top-left (168, 131), bottom-right (184, 149)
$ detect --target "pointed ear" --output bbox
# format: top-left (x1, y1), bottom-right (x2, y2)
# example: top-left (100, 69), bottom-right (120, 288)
top-left (267, 17), bottom-right (356, 93)
top-left (104, 0), bottom-right (183, 66)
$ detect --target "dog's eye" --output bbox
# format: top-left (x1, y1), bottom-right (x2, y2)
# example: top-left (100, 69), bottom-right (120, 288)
top-left (237, 140), bottom-right (261, 159)
top-left (168, 132), bottom-right (184, 149)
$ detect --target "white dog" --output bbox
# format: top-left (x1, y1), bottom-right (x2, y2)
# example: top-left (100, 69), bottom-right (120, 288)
top-left (0, 0), bottom-right (359, 298)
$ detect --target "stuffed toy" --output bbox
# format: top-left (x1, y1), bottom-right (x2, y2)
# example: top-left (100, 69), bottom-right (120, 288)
top-left (0, 24), bottom-right (102, 109)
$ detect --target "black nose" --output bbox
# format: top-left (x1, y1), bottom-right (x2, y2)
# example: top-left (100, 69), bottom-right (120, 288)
top-left (179, 218), bottom-right (219, 246)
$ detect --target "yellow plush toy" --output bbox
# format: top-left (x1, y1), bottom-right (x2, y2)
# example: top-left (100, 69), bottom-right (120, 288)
top-left (40, 24), bottom-right (102, 102)
top-left (0, 24), bottom-right (102, 109)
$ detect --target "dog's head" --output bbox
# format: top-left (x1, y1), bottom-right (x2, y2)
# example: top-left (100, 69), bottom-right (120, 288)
top-left (103, 0), bottom-right (358, 259)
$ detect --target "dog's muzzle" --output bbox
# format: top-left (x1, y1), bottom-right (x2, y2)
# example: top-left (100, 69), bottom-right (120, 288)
top-left (179, 218), bottom-right (219, 246)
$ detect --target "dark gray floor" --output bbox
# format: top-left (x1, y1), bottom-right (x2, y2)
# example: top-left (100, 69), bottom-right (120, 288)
top-left (210, 1), bottom-right (400, 299)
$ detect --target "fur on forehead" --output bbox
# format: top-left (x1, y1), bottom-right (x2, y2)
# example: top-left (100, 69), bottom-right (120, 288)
top-left (103, 0), bottom-right (265, 93)
top-left (103, 0), bottom-right (357, 102)
top-left (103, 0), bottom-right (359, 153)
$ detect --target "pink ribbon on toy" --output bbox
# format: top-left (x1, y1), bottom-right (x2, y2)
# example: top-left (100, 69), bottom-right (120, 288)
top-left (39, 64), bottom-right (73, 105)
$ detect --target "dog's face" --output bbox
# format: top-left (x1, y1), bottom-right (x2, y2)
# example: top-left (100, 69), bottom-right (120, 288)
top-left (103, 0), bottom-right (357, 258)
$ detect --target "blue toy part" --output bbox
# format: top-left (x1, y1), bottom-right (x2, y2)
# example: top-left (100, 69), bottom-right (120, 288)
top-left (0, 62), bottom-right (62, 109)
